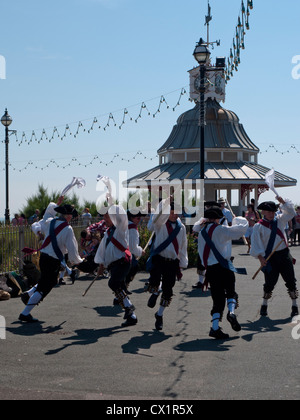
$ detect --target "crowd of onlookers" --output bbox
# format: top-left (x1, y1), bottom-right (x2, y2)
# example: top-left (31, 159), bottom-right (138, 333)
top-left (9, 207), bottom-right (94, 227)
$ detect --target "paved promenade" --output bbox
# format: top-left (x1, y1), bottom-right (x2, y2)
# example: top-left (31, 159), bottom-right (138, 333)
top-left (0, 244), bottom-right (299, 400)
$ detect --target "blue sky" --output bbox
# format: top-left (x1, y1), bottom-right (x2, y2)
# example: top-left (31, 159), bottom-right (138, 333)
top-left (0, 0), bottom-right (300, 216)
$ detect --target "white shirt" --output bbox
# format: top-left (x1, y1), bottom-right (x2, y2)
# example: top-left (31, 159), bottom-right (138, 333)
top-left (198, 217), bottom-right (248, 267)
top-left (94, 205), bottom-right (129, 268)
top-left (250, 200), bottom-right (296, 259)
top-left (128, 221), bottom-right (143, 258)
top-left (151, 201), bottom-right (188, 269)
top-left (38, 203), bottom-right (83, 265)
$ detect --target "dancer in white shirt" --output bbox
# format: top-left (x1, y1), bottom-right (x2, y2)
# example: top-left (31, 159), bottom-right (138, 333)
top-left (19, 201), bottom-right (83, 323)
top-left (198, 206), bottom-right (248, 339)
top-left (250, 197), bottom-right (298, 317)
top-left (95, 204), bottom-right (138, 327)
top-left (146, 201), bottom-right (188, 331)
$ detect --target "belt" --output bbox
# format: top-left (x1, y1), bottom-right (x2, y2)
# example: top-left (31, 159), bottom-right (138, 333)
top-left (156, 255), bottom-right (178, 263)
top-left (108, 257), bottom-right (129, 270)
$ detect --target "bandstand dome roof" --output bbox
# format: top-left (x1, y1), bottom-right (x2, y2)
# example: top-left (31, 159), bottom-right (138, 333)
top-left (158, 98), bottom-right (259, 154)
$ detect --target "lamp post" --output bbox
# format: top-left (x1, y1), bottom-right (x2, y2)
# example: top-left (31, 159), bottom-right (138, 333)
top-left (193, 38), bottom-right (210, 214)
top-left (1, 108), bottom-right (13, 224)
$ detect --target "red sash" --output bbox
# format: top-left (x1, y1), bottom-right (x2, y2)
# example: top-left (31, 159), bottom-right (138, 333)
top-left (166, 221), bottom-right (182, 280)
top-left (258, 219), bottom-right (296, 265)
top-left (22, 221), bottom-right (68, 256)
top-left (166, 221), bottom-right (179, 255)
top-left (258, 219), bottom-right (288, 247)
top-left (107, 227), bottom-right (131, 263)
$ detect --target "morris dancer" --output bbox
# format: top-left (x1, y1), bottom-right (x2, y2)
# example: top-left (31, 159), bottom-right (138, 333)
top-left (95, 202), bottom-right (138, 327)
top-left (19, 202), bottom-right (83, 323)
top-left (126, 209), bottom-right (145, 293)
top-left (146, 201), bottom-right (188, 331)
top-left (192, 201), bottom-right (221, 290)
top-left (198, 206), bottom-right (248, 339)
top-left (250, 197), bottom-right (298, 317)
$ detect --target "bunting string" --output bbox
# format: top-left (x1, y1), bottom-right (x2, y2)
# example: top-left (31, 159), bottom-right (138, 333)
top-left (0, 150), bottom-right (159, 173)
top-left (258, 144), bottom-right (300, 155)
top-left (225, 0), bottom-right (254, 83)
top-left (1, 88), bottom-right (188, 147)
top-left (1, 143), bottom-right (299, 173)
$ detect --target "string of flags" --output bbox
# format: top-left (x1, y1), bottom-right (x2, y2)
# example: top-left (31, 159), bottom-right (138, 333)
top-left (225, 0), bottom-right (254, 83)
top-left (3, 88), bottom-right (188, 147)
top-left (259, 144), bottom-right (300, 155)
top-left (0, 150), bottom-right (159, 173)
top-left (2, 142), bottom-right (299, 173)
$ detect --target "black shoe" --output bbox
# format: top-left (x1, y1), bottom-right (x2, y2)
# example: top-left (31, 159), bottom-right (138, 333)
top-left (70, 268), bottom-right (79, 284)
top-left (192, 282), bottom-right (204, 290)
top-left (260, 305), bottom-right (268, 317)
top-left (18, 314), bottom-right (39, 323)
top-left (21, 292), bottom-right (30, 305)
top-left (113, 298), bottom-right (120, 306)
top-left (209, 328), bottom-right (229, 340)
top-left (227, 312), bottom-right (241, 332)
top-left (148, 293), bottom-right (159, 308)
top-left (121, 316), bottom-right (138, 327)
top-left (58, 278), bottom-right (66, 285)
top-left (123, 305), bottom-right (136, 319)
top-left (291, 306), bottom-right (299, 318)
top-left (155, 313), bottom-right (163, 331)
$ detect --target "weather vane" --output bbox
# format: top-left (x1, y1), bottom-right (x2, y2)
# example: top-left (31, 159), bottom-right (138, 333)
top-left (205, 1), bottom-right (220, 51)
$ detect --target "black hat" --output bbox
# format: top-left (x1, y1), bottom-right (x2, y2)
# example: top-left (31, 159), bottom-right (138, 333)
top-left (204, 200), bottom-right (220, 208)
top-left (55, 204), bottom-right (78, 218)
top-left (204, 206), bottom-right (224, 219)
top-left (127, 208), bottom-right (143, 219)
top-left (257, 201), bottom-right (277, 212)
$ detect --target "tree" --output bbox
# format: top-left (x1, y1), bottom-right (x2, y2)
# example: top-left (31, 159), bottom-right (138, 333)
top-left (20, 184), bottom-right (82, 218)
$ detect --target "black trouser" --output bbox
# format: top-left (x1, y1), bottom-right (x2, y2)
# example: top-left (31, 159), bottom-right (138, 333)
top-left (108, 258), bottom-right (131, 293)
top-left (206, 263), bottom-right (237, 316)
top-left (197, 255), bottom-right (205, 271)
top-left (125, 263), bottom-right (139, 285)
top-left (149, 255), bottom-right (179, 302)
top-left (36, 253), bottom-right (61, 299)
top-left (263, 248), bottom-right (297, 294)
top-left (76, 255), bottom-right (98, 273)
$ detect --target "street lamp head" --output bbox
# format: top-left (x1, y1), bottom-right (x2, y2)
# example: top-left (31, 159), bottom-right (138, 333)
top-left (1, 108), bottom-right (12, 127)
top-left (193, 38), bottom-right (211, 64)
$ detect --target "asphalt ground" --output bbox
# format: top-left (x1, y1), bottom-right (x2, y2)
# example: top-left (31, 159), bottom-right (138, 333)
top-left (0, 243), bottom-right (300, 401)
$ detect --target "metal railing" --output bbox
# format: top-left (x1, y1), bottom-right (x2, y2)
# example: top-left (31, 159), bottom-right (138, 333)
top-left (0, 222), bottom-right (89, 275)
top-left (0, 226), bottom-right (39, 274)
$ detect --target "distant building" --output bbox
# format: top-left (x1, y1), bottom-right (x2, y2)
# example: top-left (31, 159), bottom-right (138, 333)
top-left (125, 41), bottom-right (296, 215)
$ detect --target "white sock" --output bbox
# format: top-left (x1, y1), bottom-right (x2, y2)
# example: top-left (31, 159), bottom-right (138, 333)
top-left (21, 291), bottom-right (43, 316)
top-left (262, 299), bottom-right (268, 306)
top-left (198, 275), bottom-right (205, 284)
top-left (292, 299), bottom-right (298, 307)
top-left (27, 285), bottom-right (38, 298)
top-left (227, 298), bottom-right (236, 314)
top-left (157, 306), bottom-right (165, 317)
top-left (123, 296), bottom-right (137, 319)
top-left (212, 313), bottom-right (220, 331)
top-left (123, 296), bottom-right (133, 308)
